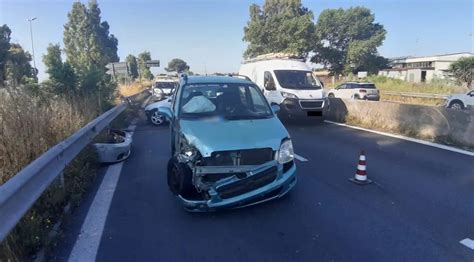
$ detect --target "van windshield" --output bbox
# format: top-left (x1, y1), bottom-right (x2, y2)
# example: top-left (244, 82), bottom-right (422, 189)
top-left (274, 70), bottom-right (322, 90)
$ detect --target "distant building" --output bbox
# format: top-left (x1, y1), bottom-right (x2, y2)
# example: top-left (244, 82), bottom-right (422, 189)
top-left (378, 52), bottom-right (473, 83)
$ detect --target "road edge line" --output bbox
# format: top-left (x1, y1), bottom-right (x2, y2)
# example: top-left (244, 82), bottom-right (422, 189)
top-left (67, 125), bottom-right (136, 261)
top-left (324, 120), bottom-right (474, 157)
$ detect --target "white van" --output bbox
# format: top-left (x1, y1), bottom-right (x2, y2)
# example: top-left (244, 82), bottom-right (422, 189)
top-left (239, 54), bottom-right (327, 118)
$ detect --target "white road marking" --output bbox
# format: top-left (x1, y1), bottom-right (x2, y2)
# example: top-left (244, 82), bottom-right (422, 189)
top-left (294, 154), bottom-right (308, 162)
top-left (68, 125), bottom-right (135, 261)
top-left (324, 120), bottom-right (474, 157)
top-left (460, 238), bottom-right (474, 250)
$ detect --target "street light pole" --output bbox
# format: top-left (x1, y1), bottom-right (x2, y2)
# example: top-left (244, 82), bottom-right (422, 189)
top-left (27, 17), bottom-right (37, 73)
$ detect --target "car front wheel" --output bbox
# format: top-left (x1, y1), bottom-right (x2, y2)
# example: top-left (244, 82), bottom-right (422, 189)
top-left (167, 157), bottom-right (194, 197)
top-left (328, 93), bottom-right (335, 98)
top-left (449, 101), bottom-right (464, 110)
top-left (149, 110), bottom-right (166, 126)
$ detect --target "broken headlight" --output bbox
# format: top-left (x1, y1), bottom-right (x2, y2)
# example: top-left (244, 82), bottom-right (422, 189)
top-left (277, 139), bottom-right (294, 164)
top-left (178, 139), bottom-right (198, 163)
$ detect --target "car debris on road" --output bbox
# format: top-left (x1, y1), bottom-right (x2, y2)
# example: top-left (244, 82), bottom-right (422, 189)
top-left (93, 129), bottom-right (133, 164)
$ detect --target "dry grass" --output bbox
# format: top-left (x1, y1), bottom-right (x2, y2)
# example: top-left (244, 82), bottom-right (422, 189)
top-left (117, 81), bottom-right (151, 99)
top-left (0, 89), bottom-right (99, 185)
top-left (380, 94), bottom-right (446, 106)
top-left (0, 88), bottom-right (101, 260)
top-left (367, 75), bottom-right (466, 94)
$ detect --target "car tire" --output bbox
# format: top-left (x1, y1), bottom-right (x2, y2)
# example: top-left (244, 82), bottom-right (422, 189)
top-left (449, 100), bottom-right (464, 110)
top-left (149, 110), bottom-right (166, 126)
top-left (328, 93), bottom-right (335, 98)
top-left (167, 157), bottom-right (194, 197)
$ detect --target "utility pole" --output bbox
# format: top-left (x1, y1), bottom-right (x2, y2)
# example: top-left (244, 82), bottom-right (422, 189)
top-left (27, 17), bottom-right (37, 74)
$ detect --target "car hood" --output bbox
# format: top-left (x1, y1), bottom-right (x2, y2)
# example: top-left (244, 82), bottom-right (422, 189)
top-left (179, 117), bottom-right (289, 157)
top-left (144, 99), bottom-right (172, 111)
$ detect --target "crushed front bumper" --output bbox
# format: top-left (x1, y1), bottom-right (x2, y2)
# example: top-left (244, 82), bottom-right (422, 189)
top-left (177, 160), bottom-right (297, 212)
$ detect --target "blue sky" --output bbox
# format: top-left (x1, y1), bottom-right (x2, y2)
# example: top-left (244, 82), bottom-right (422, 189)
top-left (0, 0), bottom-right (473, 81)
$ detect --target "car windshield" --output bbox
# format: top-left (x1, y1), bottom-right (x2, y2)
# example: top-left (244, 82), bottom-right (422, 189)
top-left (178, 83), bottom-right (273, 120)
top-left (155, 82), bottom-right (176, 89)
top-left (274, 70), bottom-right (322, 90)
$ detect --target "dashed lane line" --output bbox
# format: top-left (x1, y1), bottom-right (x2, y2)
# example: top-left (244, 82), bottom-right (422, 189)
top-left (460, 238), bottom-right (474, 250)
top-left (294, 154), bottom-right (308, 162)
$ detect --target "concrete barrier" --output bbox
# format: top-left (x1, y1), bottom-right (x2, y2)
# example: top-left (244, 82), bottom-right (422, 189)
top-left (325, 98), bottom-right (474, 148)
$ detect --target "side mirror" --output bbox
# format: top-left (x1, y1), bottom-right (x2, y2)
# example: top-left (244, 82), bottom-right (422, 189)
top-left (158, 106), bottom-right (173, 120)
top-left (265, 82), bottom-right (276, 91)
top-left (271, 104), bottom-right (280, 114)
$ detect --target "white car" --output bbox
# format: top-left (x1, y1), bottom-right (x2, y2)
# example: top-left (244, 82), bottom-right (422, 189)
top-left (446, 90), bottom-right (474, 110)
top-left (144, 96), bottom-right (173, 126)
top-left (327, 82), bottom-right (380, 101)
top-left (152, 78), bottom-right (178, 100)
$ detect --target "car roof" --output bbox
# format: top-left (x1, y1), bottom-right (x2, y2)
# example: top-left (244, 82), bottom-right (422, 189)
top-left (185, 75), bottom-right (253, 85)
top-left (344, 81), bottom-right (374, 85)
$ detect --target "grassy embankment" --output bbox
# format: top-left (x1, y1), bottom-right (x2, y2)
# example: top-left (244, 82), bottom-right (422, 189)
top-left (327, 75), bottom-right (466, 106)
top-left (0, 82), bottom-right (149, 261)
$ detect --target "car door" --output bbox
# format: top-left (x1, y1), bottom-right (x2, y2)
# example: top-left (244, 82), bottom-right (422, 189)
top-left (337, 84), bottom-right (349, 98)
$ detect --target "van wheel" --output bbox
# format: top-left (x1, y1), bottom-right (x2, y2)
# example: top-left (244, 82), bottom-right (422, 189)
top-left (167, 157), bottom-right (194, 197)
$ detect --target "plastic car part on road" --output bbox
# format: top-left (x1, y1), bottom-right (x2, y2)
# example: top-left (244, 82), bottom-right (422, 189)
top-left (93, 129), bottom-right (132, 163)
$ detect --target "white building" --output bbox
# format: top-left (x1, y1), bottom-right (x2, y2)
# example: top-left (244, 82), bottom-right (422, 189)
top-left (378, 52), bottom-right (473, 83)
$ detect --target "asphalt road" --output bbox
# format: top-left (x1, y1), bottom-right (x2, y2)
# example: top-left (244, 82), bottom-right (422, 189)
top-left (52, 117), bottom-right (474, 261)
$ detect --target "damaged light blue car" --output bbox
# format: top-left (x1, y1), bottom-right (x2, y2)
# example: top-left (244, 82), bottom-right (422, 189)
top-left (158, 75), bottom-right (296, 211)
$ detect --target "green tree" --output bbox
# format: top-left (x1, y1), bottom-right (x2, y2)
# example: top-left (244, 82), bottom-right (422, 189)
top-left (42, 44), bottom-right (77, 96)
top-left (243, 0), bottom-right (316, 58)
top-left (137, 51), bottom-right (153, 80)
top-left (450, 57), bottom-right (474, 89)
top-left (165, 58), bottom-right (190, 73)
top-left (125, 54), bottom-right (139, 80)
top-left (0, 24), bottom-right (12, 86)
top-left (312, 7), bottom-right (386, 75)
top-left (63, 0), bottom-right (119, 108)
top-left (4, 43), bottom-right (34, 86)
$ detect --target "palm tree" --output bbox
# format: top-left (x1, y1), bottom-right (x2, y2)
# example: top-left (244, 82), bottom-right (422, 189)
top-left (449, 57), bottom-right (474, 89)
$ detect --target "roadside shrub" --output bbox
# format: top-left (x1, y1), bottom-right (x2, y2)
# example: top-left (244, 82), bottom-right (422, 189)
top-left (117, 80), bottom-right (151, 99)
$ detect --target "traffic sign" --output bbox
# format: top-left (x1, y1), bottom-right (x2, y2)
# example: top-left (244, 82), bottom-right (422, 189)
top-left (145, 60), bottom-right (160, 67)
top-left (106, 62), bottom-right (129, 76)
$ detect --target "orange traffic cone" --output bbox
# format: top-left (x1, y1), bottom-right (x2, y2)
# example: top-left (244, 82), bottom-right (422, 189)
top-left (349, 150), bottom-right (373, 185)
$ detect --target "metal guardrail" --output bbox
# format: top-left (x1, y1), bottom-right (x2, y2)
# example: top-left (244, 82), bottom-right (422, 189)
top-left (0, 103), bottom-right (127, 241)
top-left (382, 91), bottom-right (448, 99)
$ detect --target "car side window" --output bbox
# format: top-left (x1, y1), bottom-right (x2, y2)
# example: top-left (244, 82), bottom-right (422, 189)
top-left (338, 84), bottom-right (346, 89)
top-left (264, 71), bottom-right (276, 91)
top-left (468, 91), bottom-right (474, 96)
